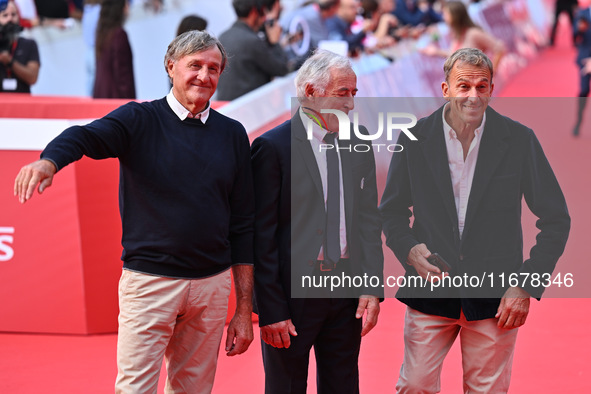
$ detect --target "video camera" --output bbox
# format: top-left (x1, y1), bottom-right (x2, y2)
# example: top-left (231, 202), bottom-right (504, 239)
top-left (0, 22), bottom-right (22, 52)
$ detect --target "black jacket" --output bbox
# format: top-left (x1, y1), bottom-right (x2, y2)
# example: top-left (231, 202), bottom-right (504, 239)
top-left (380, 105), bottom-right (570, 320)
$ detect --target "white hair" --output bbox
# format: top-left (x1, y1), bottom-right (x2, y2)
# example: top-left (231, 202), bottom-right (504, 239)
top-left (294, 49), bottom-right (353, 101)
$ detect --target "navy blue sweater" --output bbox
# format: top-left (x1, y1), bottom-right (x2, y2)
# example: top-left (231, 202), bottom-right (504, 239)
top-left (42, 98), bottom-right (254, 278)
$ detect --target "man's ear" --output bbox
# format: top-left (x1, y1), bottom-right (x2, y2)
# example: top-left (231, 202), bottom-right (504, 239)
top-left (441, 80), bottom-right (450, 100)
top-left (167, 59), bottom-right (175, 79)
top-left (304, 83), bottom-right (315, 97)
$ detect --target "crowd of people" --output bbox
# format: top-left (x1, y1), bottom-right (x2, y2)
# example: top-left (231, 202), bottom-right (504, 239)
top-left (0, 0), bottom-right (568, 99)
top-left (0, 0), bottom-right (164, 96)
top-left (1, 0), bottom-right (590, 109)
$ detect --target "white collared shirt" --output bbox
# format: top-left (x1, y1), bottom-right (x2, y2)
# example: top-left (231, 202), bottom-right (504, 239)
top-left (442, 103), bottom-right (486, 238)
top-left (166, 89), bottom-right (210, 123)
top-left (299, 108), bottom-right (349, 259)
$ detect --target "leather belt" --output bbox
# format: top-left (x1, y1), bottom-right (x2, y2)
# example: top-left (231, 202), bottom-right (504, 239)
top-left (314, 258), bottom-right (349, 272)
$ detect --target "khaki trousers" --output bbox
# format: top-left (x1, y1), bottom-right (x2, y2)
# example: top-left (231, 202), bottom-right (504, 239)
top-left (115, 269), bottom-right (232, 394)
top-left (396, 306), bottom-right (519, 394)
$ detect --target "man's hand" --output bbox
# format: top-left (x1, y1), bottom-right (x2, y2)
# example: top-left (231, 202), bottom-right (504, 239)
top-left (264, 19), bottom-right (282, 45)
top-left (0, 51), bottom-right (12, 66)
top-left (407, 243), bottom-right (445, 282)
top-left (582, 58), bottom-right (591, 75)
top-left (225, 310), bottom-right (254, 356)
top-left (226, 264), bottom-right (254, 356)
top-left (495, 286), bottom-right (530, 329)
top-left (261, 319), bottom-right (298, 348)
top-left (420, 44), bottom-right (440, 57)
top-left (356, 295), bottom-right (380, 336)
top-left (14, 159), bottom-right (57, 203)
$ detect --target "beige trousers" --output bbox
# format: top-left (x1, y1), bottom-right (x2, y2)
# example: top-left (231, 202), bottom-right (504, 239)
top-left (115, 269), bottom-right (232, 394)
top-left (396, 306), bottom-right (519, 394)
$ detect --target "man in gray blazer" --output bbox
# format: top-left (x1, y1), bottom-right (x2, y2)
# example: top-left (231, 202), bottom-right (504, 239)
top-left (217, 0), bottom-right (288, 101)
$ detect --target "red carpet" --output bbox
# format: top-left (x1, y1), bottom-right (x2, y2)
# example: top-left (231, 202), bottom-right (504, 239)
top-left (2, 18), bottom-right (591, 394)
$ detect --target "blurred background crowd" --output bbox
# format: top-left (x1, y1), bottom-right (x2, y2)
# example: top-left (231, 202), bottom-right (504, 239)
top-left (0, 0), bottom-right (583, 101)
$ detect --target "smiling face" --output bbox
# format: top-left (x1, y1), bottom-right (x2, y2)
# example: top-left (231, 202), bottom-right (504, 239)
top-left (167, 45), bottom-right (223, 113)
top-left (442, 61), bottom-right (493, 131)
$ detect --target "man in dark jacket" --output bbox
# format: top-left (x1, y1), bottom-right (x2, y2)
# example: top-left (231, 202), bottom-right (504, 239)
top-left (380, 48), bottom-right (570, 393)
top-left (251, 49), bottom-right (383, 393)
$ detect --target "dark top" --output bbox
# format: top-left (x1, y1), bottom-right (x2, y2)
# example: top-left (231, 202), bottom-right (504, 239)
top-left (326, 16), bottom-right (366, 53)
top-left (34, 0), bottom-right (70, 18)
top-left (41, 98), bottom-right (255, 279)
top-left (217, 20), bottom-right (288, 101)
top-left (575, 7), bottom-right (591, 66)
top-left (93, 27), bottom-right (136, 99)
top-left (393, 0), bottom-right (441, 26)
top-left (0, 37), bottom-right (40, 93)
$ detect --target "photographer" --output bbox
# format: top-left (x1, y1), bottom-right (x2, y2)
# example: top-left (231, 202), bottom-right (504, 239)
top-left (0, 0), bottom-right (40, 93)
top-left (217, 0), bottom-right (288, 101)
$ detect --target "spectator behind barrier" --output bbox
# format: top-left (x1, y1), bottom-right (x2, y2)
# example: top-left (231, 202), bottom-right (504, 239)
top-left (326, 0), bottom-right (376, 56)
top-left (82, 0), bottom-right (102, 97)
top-left (176, 14), bottom-right (207, 36)
top-left (393, 0), bottom-right (440, 27)
top-left (360, 0), bottom-right (403, 51)
top-left (217, 0), bottom-right (288, 101)
top-left (280, 0), bottom-right (340, 70)
top-left (93, 0), bottom-right (135, 99)
top-left (420, 1), bottom-right (505, 72)
top-left (34, 0), bottom-right (80, 28)
top-left (0, 0), bottom-right (40, 93)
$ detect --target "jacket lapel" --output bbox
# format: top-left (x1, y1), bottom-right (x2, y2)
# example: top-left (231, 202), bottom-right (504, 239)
top-left (461, 107), bottom-right (510, 239)
top-left (338, 136), bottom-right (354, 234)
top-left (292, 112), bottom-right (324, 200)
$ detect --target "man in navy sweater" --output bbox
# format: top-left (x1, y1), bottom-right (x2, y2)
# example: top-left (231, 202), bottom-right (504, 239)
top-left (14, 31), bottom-right (255, 393)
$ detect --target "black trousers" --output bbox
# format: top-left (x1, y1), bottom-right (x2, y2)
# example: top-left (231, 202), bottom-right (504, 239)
top-left (262, 297), bottom-right (362, 394)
